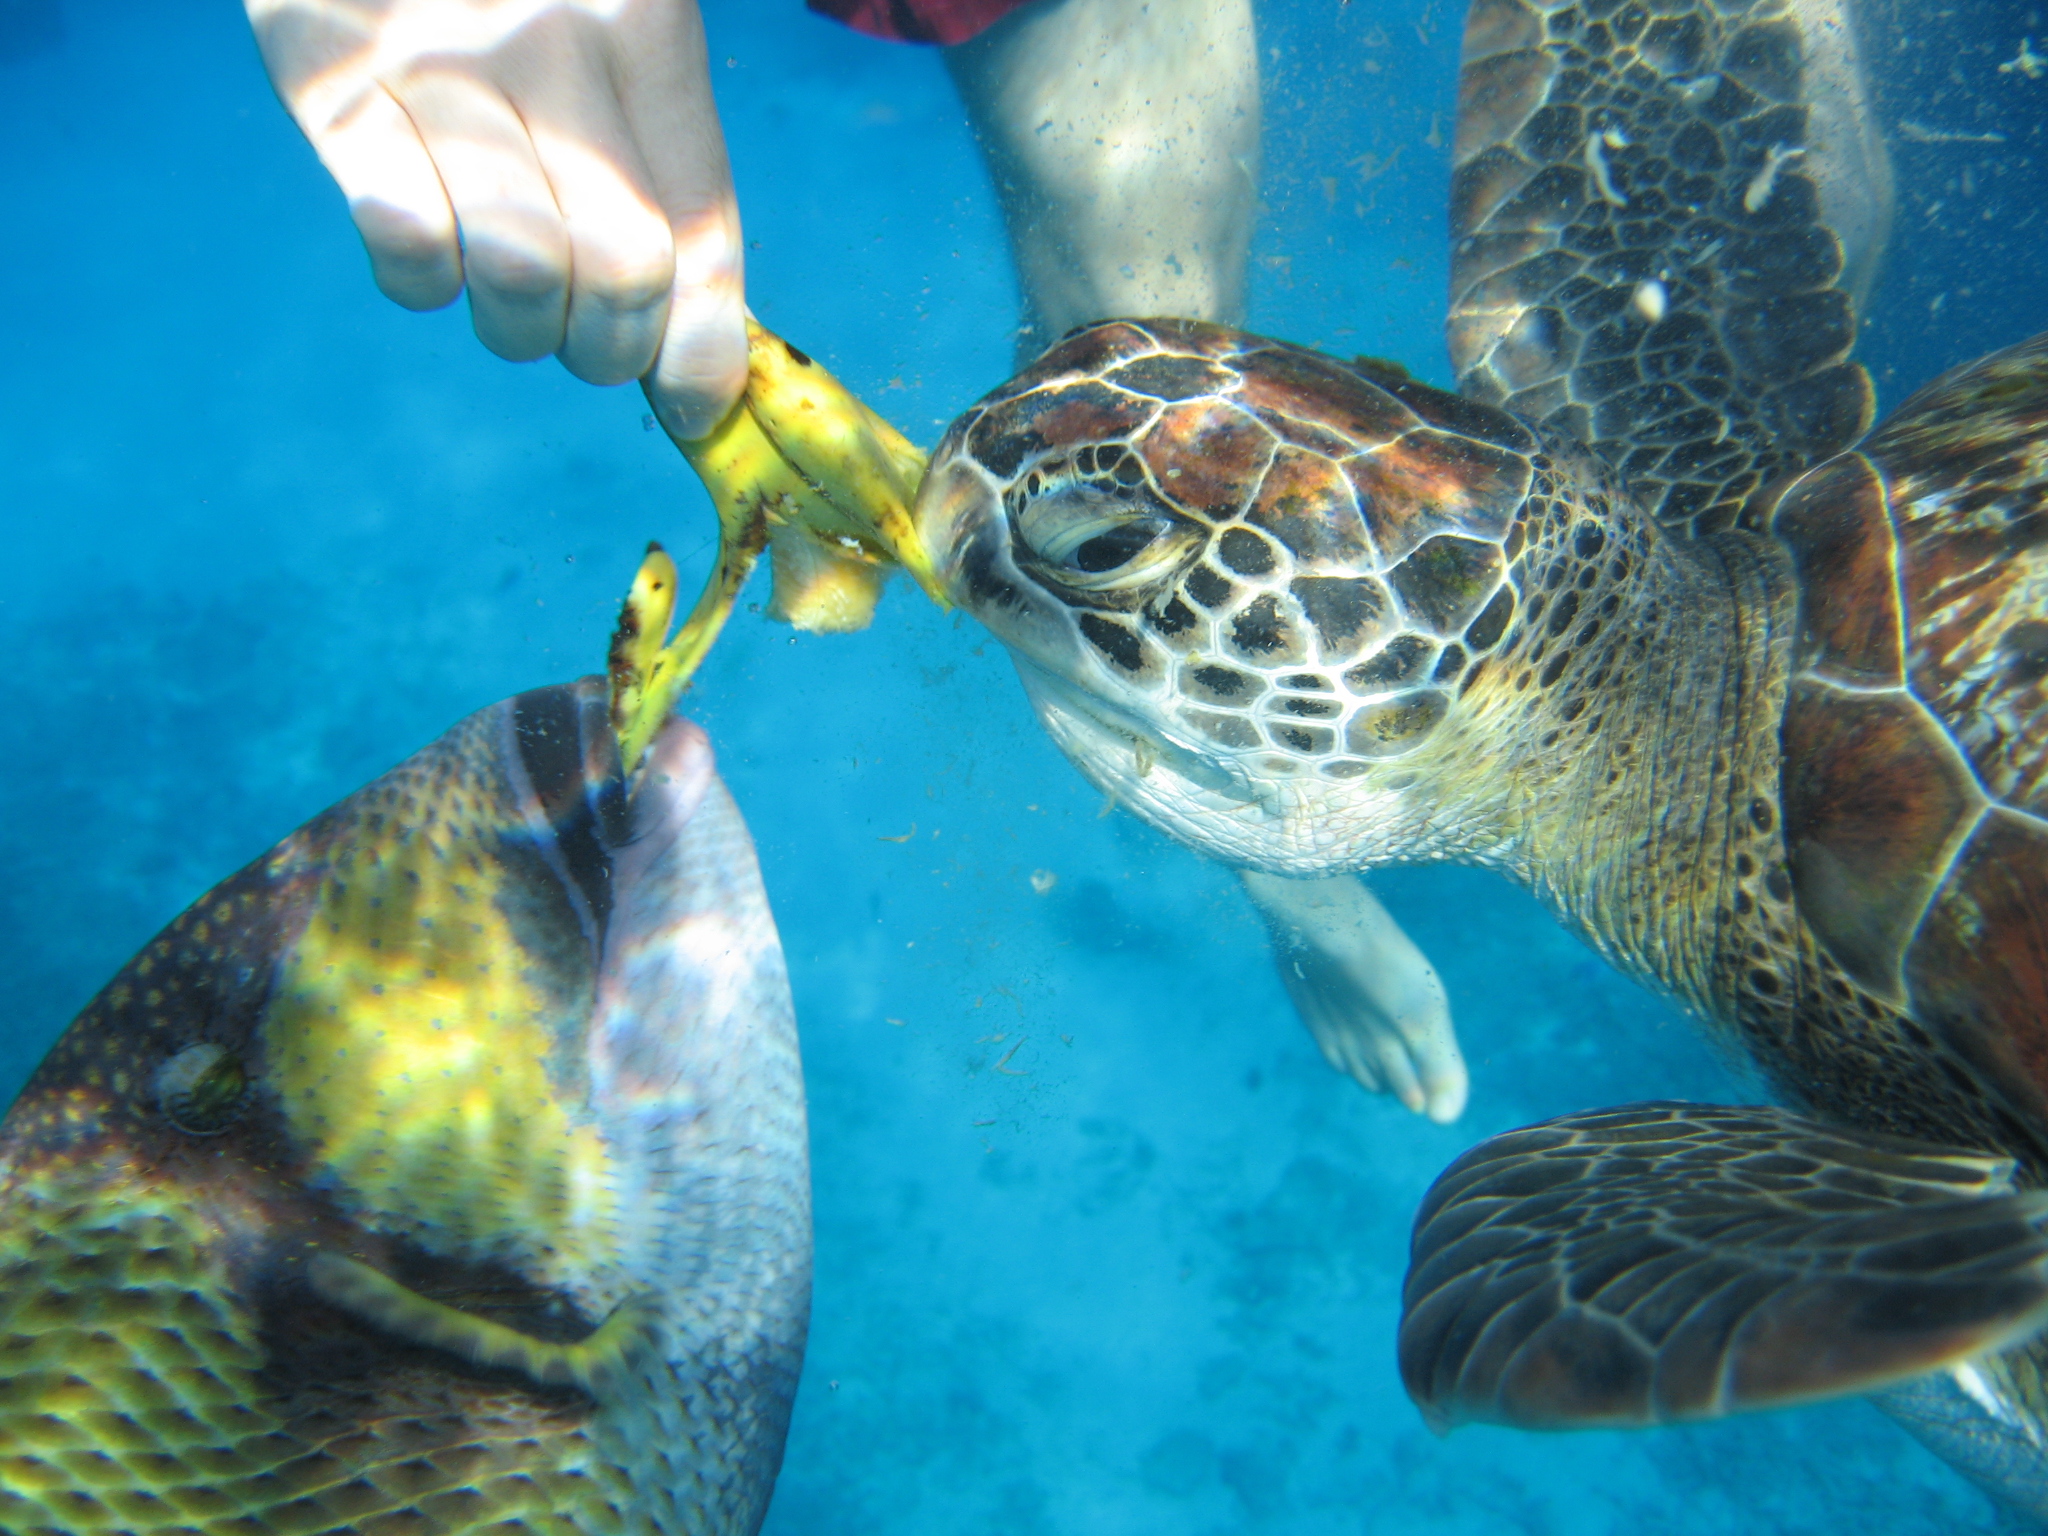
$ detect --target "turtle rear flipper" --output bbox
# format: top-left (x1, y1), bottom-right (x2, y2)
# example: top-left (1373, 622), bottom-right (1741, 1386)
top-left (1400, 1102), bottom-right (2048, 1432)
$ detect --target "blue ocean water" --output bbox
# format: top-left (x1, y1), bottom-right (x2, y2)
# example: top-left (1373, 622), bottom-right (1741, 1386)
top-left (2, 0), bottom-right (2046, 1530)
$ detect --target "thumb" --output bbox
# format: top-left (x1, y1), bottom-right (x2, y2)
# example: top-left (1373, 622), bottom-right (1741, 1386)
top-left (643, 198), bottom-right (747, 439)
top-left (610, 0), bottom-right (747, 439)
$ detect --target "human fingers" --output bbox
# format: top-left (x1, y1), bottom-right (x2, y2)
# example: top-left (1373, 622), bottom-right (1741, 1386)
top-left (244, 0), bottom-right (464, 312)
top-left (324, 91), bottom-right (465, 311)
top-left (641, 206), bottom-right (746, 439)
top-left (499, 13), bottom-right (677, 386)
top-left (388, 67), bottom-right (570, 363)
top-left (611, 0), bottom-right (746, 436)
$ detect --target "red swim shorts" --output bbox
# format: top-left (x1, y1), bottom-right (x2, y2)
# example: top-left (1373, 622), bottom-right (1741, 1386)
top-left (806, 0), bottom-right (1035, 46)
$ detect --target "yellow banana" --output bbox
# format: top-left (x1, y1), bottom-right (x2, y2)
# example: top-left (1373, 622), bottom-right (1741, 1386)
top-left (740, 321), bottom-right (943, 607)
top-left (619, 321), bottom-right (943, 770)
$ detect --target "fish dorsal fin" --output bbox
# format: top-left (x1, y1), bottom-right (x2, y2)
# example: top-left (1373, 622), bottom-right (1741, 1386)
top-left (1447, 0), bottom-right (1888, 535)
top-left (1400, 1102), bottom-right (2048, 1432)
top-left (308, 1251), bottom-right (660, 1398)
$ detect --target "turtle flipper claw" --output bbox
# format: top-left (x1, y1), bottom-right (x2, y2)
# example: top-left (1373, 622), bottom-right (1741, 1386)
top-left (1400, 1102), bottom-right (2048, 1432)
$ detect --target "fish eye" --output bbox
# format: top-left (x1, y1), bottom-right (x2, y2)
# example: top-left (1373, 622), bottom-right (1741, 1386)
top-left (155, 1042), bottom-right (248, 1135)
top-left (1011, 478), bottom-right (1197, 593)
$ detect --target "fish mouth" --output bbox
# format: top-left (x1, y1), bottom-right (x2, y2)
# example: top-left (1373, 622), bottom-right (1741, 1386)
top-left (246, 686), bottom-right (809, 1370)
top-left (581, 709), bottom-right (811, 1308)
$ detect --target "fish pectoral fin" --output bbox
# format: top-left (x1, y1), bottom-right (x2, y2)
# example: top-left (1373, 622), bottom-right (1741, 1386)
top-left (1399, 1102), bottom-right (2048, 1433)
top-left (307, 1251), bottom-right (660, 1397)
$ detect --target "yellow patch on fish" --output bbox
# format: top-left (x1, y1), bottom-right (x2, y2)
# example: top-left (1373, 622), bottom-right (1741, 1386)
top-left (264, 787), bottom-right (620, 1285)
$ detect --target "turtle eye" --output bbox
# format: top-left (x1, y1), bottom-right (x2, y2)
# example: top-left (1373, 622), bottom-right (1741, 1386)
top-left (1012, 482), bottom-right (1197, 592)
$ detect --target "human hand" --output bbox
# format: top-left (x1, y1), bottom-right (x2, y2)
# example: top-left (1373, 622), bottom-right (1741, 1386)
top-left (1240, 869), bottom-right (1468, 1124)
top-left (246, 0), bottom-right (746, 437)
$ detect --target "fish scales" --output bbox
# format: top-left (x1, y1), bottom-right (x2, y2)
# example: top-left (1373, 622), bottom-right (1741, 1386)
top-left (0, 677), bottom-right (810, 1535)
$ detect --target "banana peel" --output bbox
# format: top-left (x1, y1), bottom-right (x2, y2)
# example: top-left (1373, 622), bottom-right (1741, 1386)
top-left (740, 322), bottom-right (941, 612)
top-left (610, 319), bottom-right (944, 772)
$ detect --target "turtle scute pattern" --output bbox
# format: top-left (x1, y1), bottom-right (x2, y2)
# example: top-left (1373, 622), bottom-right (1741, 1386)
top-left (1760, 332), bottom-right (2048, 1137)
top-left (940, 317), bottom-right (1614, 781)
top-left (1450, 0), bottom-right (1878, 535)
top-left (1399, 1101), bottom-right (2048, 1434)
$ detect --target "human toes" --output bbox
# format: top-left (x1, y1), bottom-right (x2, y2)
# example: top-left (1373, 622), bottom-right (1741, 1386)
top-left (1416, 1042), bottom-right (1469, 1125)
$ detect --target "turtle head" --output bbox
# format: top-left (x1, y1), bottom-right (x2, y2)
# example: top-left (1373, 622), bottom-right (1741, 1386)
top-left (915, 319), bottom-right (1549, 874)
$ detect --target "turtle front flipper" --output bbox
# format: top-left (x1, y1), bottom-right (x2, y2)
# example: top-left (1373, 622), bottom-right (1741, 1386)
top-left (1400, 1102), bottom-right (2048, 1433)
top-left (1449, 0), bottom-right (1890, 535)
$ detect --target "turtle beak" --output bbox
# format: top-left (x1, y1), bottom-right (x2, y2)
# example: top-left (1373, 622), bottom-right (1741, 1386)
top-left (910, 446), bottom-right (1006, 609)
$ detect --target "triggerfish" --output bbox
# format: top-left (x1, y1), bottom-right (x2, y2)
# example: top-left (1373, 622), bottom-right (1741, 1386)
top-left (0, 661), bottom-right (809, 1533)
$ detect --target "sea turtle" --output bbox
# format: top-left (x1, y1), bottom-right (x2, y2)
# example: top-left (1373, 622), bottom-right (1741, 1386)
top-left (900, 0), bottom-right (2048, 1517)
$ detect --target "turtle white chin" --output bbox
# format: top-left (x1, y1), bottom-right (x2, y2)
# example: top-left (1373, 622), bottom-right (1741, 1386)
top-left (1012, 659), bottom-right (1395, 877)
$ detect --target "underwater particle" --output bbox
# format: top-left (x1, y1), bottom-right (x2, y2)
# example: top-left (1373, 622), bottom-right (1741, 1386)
top-left (994, 1038), bottom-right (1029, 1075)
top-left (877, 822), bottom-right (917, 843)
top-left (1584, 127), bottom-right (1629, 206)
top-left (2000, 38), bottom-right (2046, 79)
top-left (1633, 280), bottom-right (1668, 323)
top-left (1900, 121), bottom-right (2006, 144)
top-left (1743, 143), bottom-right (1805, 214)
top-left (886, 1017), bottom-right (908, 1027)
top-left (1030, 869), bottom-right (1058, 895)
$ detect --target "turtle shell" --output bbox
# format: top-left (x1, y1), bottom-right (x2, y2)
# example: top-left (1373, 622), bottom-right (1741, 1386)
top-left (1765, 332), bottom-right (2048, 1128)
